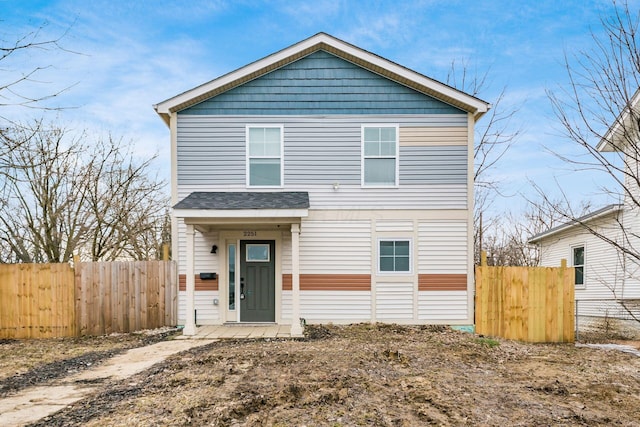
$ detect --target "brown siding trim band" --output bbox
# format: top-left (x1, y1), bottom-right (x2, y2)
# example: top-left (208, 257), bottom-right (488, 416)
top-left (178, 274), bottom-right (219, 291)
top-left (282, 274), bottom-right (292, 291)
top-left (301, 274), bottom-right (371, 291)
top-left (282, 274), bottom-right (371, 291)
top-left (419, 274), bottom-right (467, 291)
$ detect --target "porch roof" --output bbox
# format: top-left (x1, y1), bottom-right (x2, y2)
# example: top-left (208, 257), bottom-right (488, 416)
top-left (174, 191), bottom-right (309, 210)
top-left (173, 191), bottom-right (309, 223)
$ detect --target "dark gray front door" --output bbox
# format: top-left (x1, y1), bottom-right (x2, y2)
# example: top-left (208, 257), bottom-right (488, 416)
top-left (240, 240), bottom-right (275, 322)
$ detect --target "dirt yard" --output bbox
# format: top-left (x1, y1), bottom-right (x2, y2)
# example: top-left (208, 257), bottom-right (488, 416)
top-left (1, 323), bottom-right (640, 426)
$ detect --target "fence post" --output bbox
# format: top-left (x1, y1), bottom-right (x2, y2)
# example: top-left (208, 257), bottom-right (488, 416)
top-left (73, 255), bottom-right (81, 337)
top-left (162, 244), bottom-right (170, 261)
top-left (481, 250), bottom-right (487, 267)
top-left (575, 299), bottom-right (579, 341)
top-left (560, 258), bottom-right (578, 341)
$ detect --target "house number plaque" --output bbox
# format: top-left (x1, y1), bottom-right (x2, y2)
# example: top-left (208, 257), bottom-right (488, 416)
top-left (243, 231), bottom-right (257, 237)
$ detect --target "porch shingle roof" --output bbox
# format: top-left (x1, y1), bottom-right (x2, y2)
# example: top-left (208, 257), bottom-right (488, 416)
top-left (173, 192), bottom-right (310, 210)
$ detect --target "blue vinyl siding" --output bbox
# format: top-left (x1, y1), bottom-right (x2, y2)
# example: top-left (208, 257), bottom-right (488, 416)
top-left (180, 51), bottom-right (463, 116)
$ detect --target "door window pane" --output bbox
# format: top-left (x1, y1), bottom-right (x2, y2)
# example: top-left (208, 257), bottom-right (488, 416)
top-left (246, 244), bottom-right (270, 262)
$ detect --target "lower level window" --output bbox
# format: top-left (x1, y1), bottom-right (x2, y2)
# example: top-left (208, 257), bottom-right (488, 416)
top-left (379, 240), bottom-right (410, 272)
top-left (572, 245), bottom-right (585, 286)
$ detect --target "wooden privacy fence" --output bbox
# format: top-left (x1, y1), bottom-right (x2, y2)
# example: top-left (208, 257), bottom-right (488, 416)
top-left (0, 263), bottom-right (76, 339)
top-left (75, 260), bottom-right (177, 336)
top-left (475, 257), bottom-right (575, 343)
top-left (0, 260), bottom-right (177, 339)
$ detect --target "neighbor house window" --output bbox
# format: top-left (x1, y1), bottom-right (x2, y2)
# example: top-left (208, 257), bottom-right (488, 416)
top-left (572, 245), bottom-right (585, 286)
top-left (362, 125), bottom-right (398, 186)
top-left (247, 125), bottom-right (283, 186)
top-left (379, 239), bottom-right (411, 273)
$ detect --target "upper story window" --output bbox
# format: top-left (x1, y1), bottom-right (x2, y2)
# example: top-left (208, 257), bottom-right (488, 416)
top-left (362, 125), bottom-right (399, 187)
top-left (572, 245), bottom-right (585, 287)
top-left (247, 125), bottom-right (283, 187)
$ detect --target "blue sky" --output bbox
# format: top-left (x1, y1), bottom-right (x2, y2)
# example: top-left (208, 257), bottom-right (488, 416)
top-left (0, 0), bottom-right (631, 216)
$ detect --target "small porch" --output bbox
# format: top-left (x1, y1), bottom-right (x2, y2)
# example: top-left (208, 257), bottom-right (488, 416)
top-left (173, 191), bottom-right (309, 338)
top-left (176, 324), bottom-right (295, 340)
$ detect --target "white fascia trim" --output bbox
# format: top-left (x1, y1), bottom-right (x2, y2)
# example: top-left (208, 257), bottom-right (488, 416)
top-left (174, 208), bottom-right (309, 219)
top-left (596, 87), bottom-right (640, 152)
top-left (154, 33), bottom-right (490, 118)
top-left (527, 205), bottom-right (621, 244)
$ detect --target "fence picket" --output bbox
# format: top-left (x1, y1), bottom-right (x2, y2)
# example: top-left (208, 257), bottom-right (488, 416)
top-left (475, 259), bottom-right (574, 343)
top-left (0, 261), bottom-right (177, 339)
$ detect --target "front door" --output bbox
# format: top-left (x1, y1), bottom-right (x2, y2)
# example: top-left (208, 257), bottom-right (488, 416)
top-left (240, 240), bottom-right (275, 322)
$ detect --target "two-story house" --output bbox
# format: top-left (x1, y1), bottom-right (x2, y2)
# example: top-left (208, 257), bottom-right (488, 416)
top-left (154, 33), bottom-right (490, 336)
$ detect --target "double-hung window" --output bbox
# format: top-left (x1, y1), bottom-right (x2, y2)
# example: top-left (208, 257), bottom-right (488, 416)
top-left (247, 125), bottom-right (283, 187)
top-left (362, 125), bottom-right (398, 186)
top-left (379, 239), bottom-right (411, 273)
top-left (572, 245), bottom-right (585, 286)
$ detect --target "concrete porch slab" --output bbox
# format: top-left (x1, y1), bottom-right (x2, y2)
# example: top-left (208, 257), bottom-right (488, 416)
top-left (177, 324), bottom-right (298, 339)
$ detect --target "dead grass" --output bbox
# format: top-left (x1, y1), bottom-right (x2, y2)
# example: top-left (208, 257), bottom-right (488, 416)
top-left (17, 323), bottom-right (640, 427)
top-left (0, 328), bottom-right (179, 396)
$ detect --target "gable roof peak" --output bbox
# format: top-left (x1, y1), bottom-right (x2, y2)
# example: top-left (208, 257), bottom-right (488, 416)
top-left (597, 87), bottom-right (640, 152)
top-left (154, 32), bottom-right (490, 125)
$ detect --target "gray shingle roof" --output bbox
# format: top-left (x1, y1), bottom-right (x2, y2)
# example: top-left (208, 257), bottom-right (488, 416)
top-left (528, 203), bottom-right (622, 244)
top-left (173, 192), bottom-right (310, 210)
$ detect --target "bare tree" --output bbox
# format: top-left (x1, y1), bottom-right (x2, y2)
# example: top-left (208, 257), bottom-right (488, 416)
top-left (83, 137), bottom-right (169, 261)
top-left (0, 121), bottom-right (89, 262)
top-left (539, 0), bottom-right (640, 319)
top-left (446, 61), bottom-right (522, 190)
top-left (0, 22), bottom-right (75, 113)
top-left (0, 22), bottom-right (78, 192)
top-left (445, 60), bottom-right (523, 264)
top-left (0, 121), bottom-right (169, 263)
top-left (542, 0), bottom-right (640, 244)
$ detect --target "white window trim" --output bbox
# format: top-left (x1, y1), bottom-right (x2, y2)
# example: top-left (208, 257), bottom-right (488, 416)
top-left (361, 124), bottom-right (399, 188)
top-left (246, 124), bottom-right (284, 188)
top-left (570, 243), bottom-right (586, 288)
top-left (377, 238), bottom-right (412, 274)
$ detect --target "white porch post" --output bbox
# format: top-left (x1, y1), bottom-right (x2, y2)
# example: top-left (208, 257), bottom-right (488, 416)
top-left (290, 223), bottom-right (303, 336)
top-left (184, 224), bottom-right (197, 336)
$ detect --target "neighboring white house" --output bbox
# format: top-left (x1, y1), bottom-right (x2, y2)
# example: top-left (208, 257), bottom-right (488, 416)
top-left (154, 33), bottom-right (490, 336)
top-left (529, 90), bottom-right (640, 319)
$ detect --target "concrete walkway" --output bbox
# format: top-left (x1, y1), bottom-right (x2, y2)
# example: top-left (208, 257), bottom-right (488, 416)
top-left (0, 339), bottom-right (215, 427)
